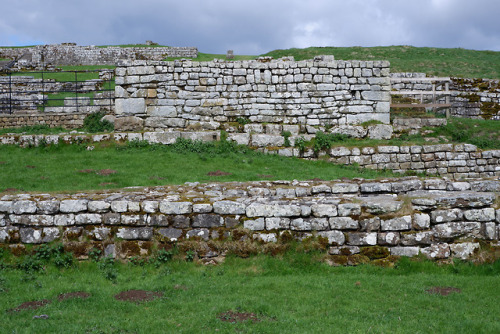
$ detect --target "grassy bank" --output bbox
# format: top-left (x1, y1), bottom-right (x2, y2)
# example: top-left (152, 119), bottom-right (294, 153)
top-left (0, 139), bottom-right (395, 193)
top-left (264, 46), bottom-right (500, 79)
top-left (0, 250), bottom-right (499, 333)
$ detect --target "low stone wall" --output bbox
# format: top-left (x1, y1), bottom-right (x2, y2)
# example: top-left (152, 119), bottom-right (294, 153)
top-left (0, 131), bottom-right (498, 179)
top-left (0, 113), bottom-right (88, 129)
top-left (113, 56), bottom-right (392, 132)
top-left (391, 73), bottom-right (500, 120)
top-left (1, 177), bottom-right (499, 262)
top-left (0, 44), bottom-right (198, 66)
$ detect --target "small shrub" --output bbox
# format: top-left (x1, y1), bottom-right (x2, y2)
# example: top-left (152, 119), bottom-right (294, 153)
top-left (82, 112), bottom-right (114, 133)
top-left (281, 131), bottom-right (292, 147)
top-left (294, 136), bottom-right (307, 153)
top-left (97, 256), bottom-right (118, 282)
top-left (185, 250), bottom-right (195, 262)
top-left (155, 249), bottom-right (174, 265)
top-left (88, 248), bottom-right (102, 262)
top-left (54, 252), bottom-right (74, 269)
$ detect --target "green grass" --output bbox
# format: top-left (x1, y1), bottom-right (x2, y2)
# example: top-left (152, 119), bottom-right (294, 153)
top-left (263, 46), bottom-right (500, 79)
top-left (0, 139), bottom-right (395, 193)
top-left (11, 66), bottom-right (115, 82)
top-left (0, 251), bottom-right (499, 333)
top-left (0, 125), bottom-right (69, 136)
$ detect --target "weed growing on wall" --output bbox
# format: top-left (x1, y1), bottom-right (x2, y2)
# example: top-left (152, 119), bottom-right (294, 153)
top-left (82, 112), bottom-right (114, 133)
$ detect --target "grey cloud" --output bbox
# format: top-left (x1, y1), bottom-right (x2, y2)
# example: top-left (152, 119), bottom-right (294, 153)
top-left (0, 0), bottom-right (499, 54)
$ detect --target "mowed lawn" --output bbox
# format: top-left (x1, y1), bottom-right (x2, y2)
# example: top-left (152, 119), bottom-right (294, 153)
top-left (0, 254), bottom-right (499, 333)
top-left (0, 141), bottom-right (395, 193)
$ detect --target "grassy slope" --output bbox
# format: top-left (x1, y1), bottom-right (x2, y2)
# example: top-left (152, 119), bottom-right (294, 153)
top-left (1, 255), bottom-right (499, 333)
top-left (0, 142), bottom-right (395, 193)
top-left (264, 46), bottom-right (500, 79)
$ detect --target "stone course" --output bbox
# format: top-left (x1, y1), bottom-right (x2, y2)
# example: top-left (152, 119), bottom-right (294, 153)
top-left (113, 57), bottom-right (392, 132)
top-left (1, 177), bottom-right (498, 261)
top-left (0, 44), bottom-right (198, 67)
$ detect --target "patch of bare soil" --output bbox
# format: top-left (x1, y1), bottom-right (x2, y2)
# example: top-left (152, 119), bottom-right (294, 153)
top-left (258, 174), bottom-right (274, 178)
top-left (99, 182), bottom-right (117, 186)
top-left (207, 170), bottom-right (232, 176)
top-left (425, 286), bottom-right (462, 296)
top-left (0, 161), bottom-right (6, 164)
top-left (217, 310), bottom-right (261, 323)
top-left (8, 299), bottom-right (51, 313)
top-left (3, 188), bottom-right (20, 192)
top-left (57, 291), bottom-right (91, 302)
top-left (114, 290), bottom-right (163, 303)
top-left (149, 176), bottom-right (165, 180)
top-left (97, 169), bottom-right (117, 176)
top-left (26, 165), bottom-right (36, 169)
top-left (78, 169), bottom-right (95, 174)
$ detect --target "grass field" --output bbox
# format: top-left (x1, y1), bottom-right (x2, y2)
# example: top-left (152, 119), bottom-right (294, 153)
top-left (0, 139), bottom-right (396, 193)
top-left (263, 46), bottom-right (500, 79)
top-left (0, 250), bottom-right (499, 333)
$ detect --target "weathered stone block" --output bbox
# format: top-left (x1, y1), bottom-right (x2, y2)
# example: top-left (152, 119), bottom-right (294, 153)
top-left (330, 217), bottom-right (359, 230)
top-left (158, 228), bottom-right (183, 241)
top-left (421, 243), bottom-right (450, 259)
top-left (381, 216), bottom-right (412, 231)
top-left (159, 201), bottom-right (193, 215)
top-left (60, 200), bottom-right (88, 213)
top-left (213, 201), bottom-right (246, 215)
top-left (346, 232), bottom-right (377, 246)
top-left (318, 231), bottom-right (345, 245)
top-left (116, 227), bottom-right (153, 240)
top-left (192, 214), bottom-right (223, 228)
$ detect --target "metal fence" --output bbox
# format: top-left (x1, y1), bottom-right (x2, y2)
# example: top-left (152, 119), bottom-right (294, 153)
top-left (0, 69), bottom-right (114, 114)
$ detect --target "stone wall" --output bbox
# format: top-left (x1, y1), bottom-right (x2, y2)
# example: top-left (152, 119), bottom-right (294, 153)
top-left (0, 131), bottom-right (498, 179)
top-left (113, 57), bottom-right (392, 132)
top-left (391, 73), bottom-right (500, 120)
top-left (0, 113), bottom-right (88, 129)
top-left (0, 44), bottom-right (198, 67)
top-left (1, 177), bottom-right (499, 262)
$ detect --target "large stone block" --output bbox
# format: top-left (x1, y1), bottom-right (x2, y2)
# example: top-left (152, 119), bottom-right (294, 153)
top-left (115, 98), bottom-right (146, 115)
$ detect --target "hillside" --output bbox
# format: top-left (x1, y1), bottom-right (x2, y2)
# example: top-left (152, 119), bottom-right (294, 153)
top-left (263, 46), bottom-right (500, 79)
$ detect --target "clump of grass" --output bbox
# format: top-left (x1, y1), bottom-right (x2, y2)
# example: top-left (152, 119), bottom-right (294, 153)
top-left (82, 112), bottom-right (114, 133)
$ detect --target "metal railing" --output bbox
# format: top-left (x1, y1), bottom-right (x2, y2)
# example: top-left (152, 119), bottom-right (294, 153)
top-left (0, 69), bottom-right (114, 114)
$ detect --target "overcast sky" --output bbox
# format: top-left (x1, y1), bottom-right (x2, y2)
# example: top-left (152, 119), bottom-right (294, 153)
top-left (1, 0), bottom-right (499, 54)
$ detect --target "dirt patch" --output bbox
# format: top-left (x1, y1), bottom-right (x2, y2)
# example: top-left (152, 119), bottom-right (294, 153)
top-left (258, 174), bottom-right (274, 178)
top-left (149, 176), bottom-right (165, 180)
top-left (8, 299), bottom-right (51, 313)
top-left (57, 291), bottom-right (91, 302)
top-left (3, 188), bottom-right (20, 192)
top-left (173, 284), bottom-right (188, 291)
top-left (114, 290), bottom-right (163, 303)
top-left (309, 178), bottom-right (324, 181)
top-left (217, 310), bottom-right (261, 323)
top-left (26, 165), bottom-right (36, 169)
top-left (207, 170), bottom-right (232, 176)
top-left (425, 286), bottom-right (462, 296)
top-left (78, 169), bottom-right (95, 174)
top-left (99, 182), bottom-right (117, 186)
top-left (0, 161), bottom-right (6, 164)
top-left (97, 169), bottom-right (117, 176)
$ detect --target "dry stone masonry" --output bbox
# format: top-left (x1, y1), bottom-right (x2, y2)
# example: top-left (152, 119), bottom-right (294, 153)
top-left (113, 56), bottom-right (392, 132)
top-left (1, 177), bottom-right (499, 261)
top-left (0, 44), bottom-right (198, 67)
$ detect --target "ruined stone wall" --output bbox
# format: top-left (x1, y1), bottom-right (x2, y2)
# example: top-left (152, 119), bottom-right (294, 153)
top-left (113, 57), bottom-right (392, 132)
top-left (0, 131), bottom-right (498, 179)
top-left (0, 177), bottom-right (499, 261)
top-left (0, 113), bottom-right (88, 129)
top-left (0, 44), bottom-right (198, 66)
top-left (391, 73), bottom-right (500, 120)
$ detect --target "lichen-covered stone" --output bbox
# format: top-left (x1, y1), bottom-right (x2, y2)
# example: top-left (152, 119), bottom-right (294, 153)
top-left (421, 243), bottom-right (450, 259)
top-left (450, 242), bottom-right (480, 260)
top-left (213, 201), bottom-right (246, 215)
top-left (318, 231), bottom-right (345, 245)
top-left (381, 216), bottom-right (412, 231)
top-left (330, 217), bottom-right (359, 230)
top-left (346, 232), bottom-right (377, 246)
top-left (116, 227), bottom-right (153, 240)
top-left (158, 228), bottom-right (183, 241)
top-left (192, 214), bottom-right (223, 228)
top-left (60, 200), bottom-right (88, 213)
top-left (159, 201), bottom-right (193, 214)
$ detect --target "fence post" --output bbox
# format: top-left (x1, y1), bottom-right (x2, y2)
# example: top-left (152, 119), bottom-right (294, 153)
top-left (75, 71), bottom-right (78, 113)
top-left (9, 71), bottom-right (12, 114)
